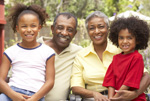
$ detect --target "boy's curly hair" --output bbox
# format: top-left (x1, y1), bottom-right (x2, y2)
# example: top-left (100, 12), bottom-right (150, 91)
top-left (8, 3), bottom-right (49, 32)
top-left (109, 16), bottom-right (150, 50)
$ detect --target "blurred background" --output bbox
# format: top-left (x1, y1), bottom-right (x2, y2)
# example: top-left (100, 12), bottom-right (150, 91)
top-left (4, 0), bottom-right (150, 83)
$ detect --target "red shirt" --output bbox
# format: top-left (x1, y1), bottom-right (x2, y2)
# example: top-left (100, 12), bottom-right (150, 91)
top-left (103, 50), bottom-right (146, 101)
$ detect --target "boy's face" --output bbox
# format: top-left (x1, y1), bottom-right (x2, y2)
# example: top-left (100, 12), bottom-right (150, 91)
top-left (16, 14), bottom-right (41, 43)
top-left (118, 28), bottom-right (136, 54)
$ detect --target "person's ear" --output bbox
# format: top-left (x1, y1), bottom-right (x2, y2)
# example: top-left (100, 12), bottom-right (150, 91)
top-left (51, 25), bottom-right (54, 35)
top-left (16, 25), bottom-right (19, 32)
top-left (74, 29), bottom-right (77, 35)
top-left (38, 25), bottom-right (42, 32)
top-left (136, 41), bottom-right (140, 44)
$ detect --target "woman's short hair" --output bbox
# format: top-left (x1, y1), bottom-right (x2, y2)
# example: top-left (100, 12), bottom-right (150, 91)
top-left (85, 11), bottom-right (109, 30)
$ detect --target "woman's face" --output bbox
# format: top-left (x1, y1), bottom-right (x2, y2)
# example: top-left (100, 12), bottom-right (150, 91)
top-left (87, 17), bottom-right (108, 46)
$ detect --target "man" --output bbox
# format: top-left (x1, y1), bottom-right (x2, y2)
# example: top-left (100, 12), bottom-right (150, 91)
top-left (37, 12), bottom-right (82, 101)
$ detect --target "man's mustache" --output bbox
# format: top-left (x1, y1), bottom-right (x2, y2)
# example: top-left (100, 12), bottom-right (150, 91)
top-left (58, 34), bottom-right (70, 40)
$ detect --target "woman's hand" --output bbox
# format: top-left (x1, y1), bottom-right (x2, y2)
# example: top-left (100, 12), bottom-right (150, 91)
top-left (93, 91), bottom-right (110, 101)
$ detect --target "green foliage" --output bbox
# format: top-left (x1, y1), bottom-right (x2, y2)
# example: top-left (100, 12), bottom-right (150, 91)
top-left (102, 0), bottom-right (140, 17)
top-left (5, 0), bottom-right (147, 19)
top-left (139, 45), bottom-right (150, 74)
top-left (140, 0), bottom-right (150, 17)
top-left (79, 39), bottom-right (91, 48)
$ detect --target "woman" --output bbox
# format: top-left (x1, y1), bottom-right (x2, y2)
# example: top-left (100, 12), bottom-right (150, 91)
top-left (70, 11), bottom-right (150, 101)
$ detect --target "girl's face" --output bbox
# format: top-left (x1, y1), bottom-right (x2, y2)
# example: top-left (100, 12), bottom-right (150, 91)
top-left (16, 14), bottom-right (41, 43)
top-left (118, 29), bottom-right (136, 54)
top-left (87, 17), bottom-right (108, 46)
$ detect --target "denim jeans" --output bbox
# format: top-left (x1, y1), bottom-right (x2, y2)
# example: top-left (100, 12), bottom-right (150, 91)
top-left (0, 86), bottom-right (44, 101)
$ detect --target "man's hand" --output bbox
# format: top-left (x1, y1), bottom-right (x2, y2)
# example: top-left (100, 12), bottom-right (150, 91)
top-left (110, 90), bottom-right (138, 101)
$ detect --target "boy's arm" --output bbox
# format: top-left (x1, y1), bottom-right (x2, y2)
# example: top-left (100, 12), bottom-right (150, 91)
top-left (110, 72), bottom-right (150, 101)
top-left (108, 86), bottom-right (115, 99)
top-left (113, 85), bottom-right (129, 98)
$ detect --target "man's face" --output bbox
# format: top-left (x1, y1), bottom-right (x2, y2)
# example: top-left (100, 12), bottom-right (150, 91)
top-left (51, 15), bottom-right (77, 48)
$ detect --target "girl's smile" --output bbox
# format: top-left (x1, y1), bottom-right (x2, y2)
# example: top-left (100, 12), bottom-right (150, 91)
top-left (16, 14), bottom-right (41, 43)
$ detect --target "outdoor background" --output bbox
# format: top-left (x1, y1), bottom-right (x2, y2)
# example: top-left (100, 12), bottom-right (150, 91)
top-left (4, 0), bottom-right (150, 92)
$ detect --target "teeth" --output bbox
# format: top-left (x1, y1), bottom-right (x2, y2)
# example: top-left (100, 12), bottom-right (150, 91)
top-left (25, 34), bottom-right (33, 36)
top-left (122, 45), bottom-right (129, 48)
top-left (94, 36), bottom-right (102, 39)
top-left (58, 34), bottom-right (70, 41)
top-left (60, 37), bottom-right (67, 41)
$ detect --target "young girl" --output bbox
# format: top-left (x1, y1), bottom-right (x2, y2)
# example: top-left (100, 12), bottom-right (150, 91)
top-left (103, 16), bottom-right (149, 101)
top-left (0, 3), bottom-right (55, 101)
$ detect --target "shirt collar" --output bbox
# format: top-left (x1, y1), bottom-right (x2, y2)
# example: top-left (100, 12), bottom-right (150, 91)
top-left (83, 39), bottom-right (121, 57)
top-left (58, 44), bottom-right (72, 55)
top-left (105, 40), bottom-right (121, 54)
top-left (83, 42), bottom-right (97, 57)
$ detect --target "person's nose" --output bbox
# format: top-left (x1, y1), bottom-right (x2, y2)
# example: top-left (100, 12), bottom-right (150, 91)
top-left (61, 29), bottom-right (68, 36)
top-left (123, 38), bottom-right (127, 43)
top-left (27, 27), bottom-right (31, 32)
top-left (95, 28), bottom-right (100, 34)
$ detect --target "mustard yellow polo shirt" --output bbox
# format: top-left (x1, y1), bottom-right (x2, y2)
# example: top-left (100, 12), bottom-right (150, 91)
top-left (71, 41), bottom-right (121, 92)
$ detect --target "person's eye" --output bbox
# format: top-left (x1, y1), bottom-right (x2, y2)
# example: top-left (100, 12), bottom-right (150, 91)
top-left (21, 26), bottom-right (27, 28)
top-left (31, 25), bottom-right (36, 27)
top-left (57, 26), bottom-right (63, 30)
top-left (119, 36), bottom-right (123, 40)
top-left (98, 26), bottom-right (104, 29)
top-left (89, 27), bottom-right (94, 30)
top-left (128, 37), bottom-right (132, 39)
top-left (68, 28), bottom-right (73, 32)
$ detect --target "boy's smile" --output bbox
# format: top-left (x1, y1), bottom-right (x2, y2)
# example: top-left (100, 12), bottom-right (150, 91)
top-left (118, 28), bottom-right (136, 54)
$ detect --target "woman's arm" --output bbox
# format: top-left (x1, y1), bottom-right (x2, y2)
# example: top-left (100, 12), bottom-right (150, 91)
top-left (136, 72), bottom-right (150, 95)
top-left (71, 53), bottom-right (109, 101)
top-left (28, 55), bottom-right (55, 101)
top-left (110, 72), bottom-right (150, 101)
top-left (72, 86), bottom-right (109, 101)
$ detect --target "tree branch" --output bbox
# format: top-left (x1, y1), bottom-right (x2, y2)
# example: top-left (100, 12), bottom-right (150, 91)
top-left (56, 0), bottom-right (63, 15)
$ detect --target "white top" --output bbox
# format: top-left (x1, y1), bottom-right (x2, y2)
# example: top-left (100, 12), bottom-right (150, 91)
top-left (4, 43), bottom-right (55, 92)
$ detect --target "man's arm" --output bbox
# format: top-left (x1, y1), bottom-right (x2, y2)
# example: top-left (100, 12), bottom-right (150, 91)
top-left (110, 72), bottom-right (150, 101)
